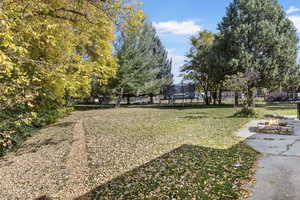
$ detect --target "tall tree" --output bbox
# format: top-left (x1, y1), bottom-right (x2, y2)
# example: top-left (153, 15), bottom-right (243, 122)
top-left (281, 65), bottom-right (300, 99)
top-left (146, 34), bottom-right (173, 103)
top-left (98, 21), bottom-right (173, 106)
top-left (90, 0), bottom-right (146, 101)
top-left (0, 0), bottom-right (120, 149)
top-left (218, 0), bottom-right (298, 107)
top-left (182, 31), bottom-right (226, 105)
top-left (110, 22), bottom-right (160, 106)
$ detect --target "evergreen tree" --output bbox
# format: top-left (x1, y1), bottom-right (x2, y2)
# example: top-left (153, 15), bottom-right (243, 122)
top-left (146, 32), bottom-right (173, 103)
top-left (281, 65), bottom-right (300, 99)
top-left (111, 22), bottom-right (159, 106)
top-left (218, 0), bottom-right (298, 107)
top-left (99, 21), bottom-right (173, 106)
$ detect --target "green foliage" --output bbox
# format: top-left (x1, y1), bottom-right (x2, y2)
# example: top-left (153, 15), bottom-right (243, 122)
top-left (0, 107), bottom-right (73, 155)
top-left (218, 0), bottom-right (299, 105)
top-left (32, 107), bottom-right (73, 128)
top-left (182, 31), bottom-right (226, 105)
top-left (0, 0), bottom-right (134, 153)
top-left (147, 32), bottom-right (173, 97)
top-left (224, 73), bottom-right (247, 92)
top-left (281, 64), bottom-right (300, 92)
top-left (98, 21), bottom-right (173, 106)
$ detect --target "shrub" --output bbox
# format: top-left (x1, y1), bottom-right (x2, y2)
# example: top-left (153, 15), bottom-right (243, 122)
top-left (233, 107), bottom-right (257, 118)
top-left (0, 106), bottom-right (73, 156)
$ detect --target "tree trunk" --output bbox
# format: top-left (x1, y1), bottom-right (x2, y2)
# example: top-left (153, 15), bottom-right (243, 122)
top-left (150, 94), bottom-right (154, 104)
top-left (204, 90), bottom-right (210, 105)
top-left (127, 95), bottom-right (130, 105)
top-left (218, 89), bottom-right (222, 105)
top-left (246, 87), bottom-right (254, 107)
top-left (64, 89), bottom-right (71, 106)
top-left (115, 88), bottom-right (124, 108)
top-left (234, 91), bottom-right (239, 107)
top-left (212, 91), bottom-right (217, 105)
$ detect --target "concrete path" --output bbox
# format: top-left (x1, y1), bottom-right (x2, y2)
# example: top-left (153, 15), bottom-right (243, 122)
top-left (237, 116), bottom-right (300, 200)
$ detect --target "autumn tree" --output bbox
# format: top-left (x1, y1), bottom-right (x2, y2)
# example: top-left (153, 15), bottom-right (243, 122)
top-left (0, 0), bottom-right (122, 151)
top-left (182, 31), bottom-right (227, 105)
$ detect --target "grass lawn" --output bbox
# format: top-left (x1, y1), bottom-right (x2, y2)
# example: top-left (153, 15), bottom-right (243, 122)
top-left (1, 103), bottom-right (296, 199)
top-left (256, 103), bottom-right (297, 116)
top-left (71, 103), bottom-right (295, 200)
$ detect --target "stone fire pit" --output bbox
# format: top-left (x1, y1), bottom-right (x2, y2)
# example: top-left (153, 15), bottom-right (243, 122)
top-left (256, 120), bottom-right (294, 135)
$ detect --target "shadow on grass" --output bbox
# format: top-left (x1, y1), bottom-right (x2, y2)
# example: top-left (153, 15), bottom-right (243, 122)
top-left (68, 143), bottom-right (257, 200)
top-left (179, 112), bottom-right (208, 120)
top-left (186, 111), bottom-right (208, 115)
top-left (180, 115), bottom-right (206, 120)
top-left (254, 102), bottom-right (296, 109)
top-left (265, 106), bottom-right (296, 111)
top-left (263, 114), bottom-right (287, 119)
top-left (128, 103), bottom-right (234, 110)
top-left (74, 104), bottom-right (114, 111)
top-left (35, 196), bottom-right (51, 200)
top-left (74, 103), bottom-right (234, 112)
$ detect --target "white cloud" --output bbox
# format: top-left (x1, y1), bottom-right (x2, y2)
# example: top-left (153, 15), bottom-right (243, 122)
top-left (288, 15), bottom-right (300, 32)
top-left (167, 48), bottom-right (185, 65)
top-left (287, 6), bottom-right (300, 14)
top-left (153, 20), bottom-right (202, 36)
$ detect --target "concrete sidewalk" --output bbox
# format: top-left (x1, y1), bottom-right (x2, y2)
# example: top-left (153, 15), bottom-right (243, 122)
top-left (237, 116), bottom-right (300, 200)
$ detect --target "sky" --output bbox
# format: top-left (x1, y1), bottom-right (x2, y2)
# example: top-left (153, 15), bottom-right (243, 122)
top-left (141, 0), bottom-right (300, 83)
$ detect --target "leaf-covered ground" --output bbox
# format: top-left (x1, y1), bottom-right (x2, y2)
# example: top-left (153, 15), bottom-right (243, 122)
top-left (0, 104), bottom-right (296, 199)
top-left (76, 106), bottom-right (259, 200)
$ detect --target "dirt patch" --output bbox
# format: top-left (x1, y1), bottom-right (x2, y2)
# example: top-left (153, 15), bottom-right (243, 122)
top-left (58, 120), bottom-right (89, 199)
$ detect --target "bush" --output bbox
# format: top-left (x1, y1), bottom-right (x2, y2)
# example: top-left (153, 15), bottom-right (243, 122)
top-left (32, 107), bottom-right (73, 127)
top-left (233, 107), bottom-right (257, 118)
top-left (0, 106), bottom-right (73, 156)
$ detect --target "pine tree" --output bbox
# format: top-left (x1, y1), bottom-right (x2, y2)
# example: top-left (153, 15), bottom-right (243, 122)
top-left (102, 21), bottom-right (172, 106)
top-left (111, 22), bottom-right (159, 106)
top-left (146, 30), bottom-right (173, 103)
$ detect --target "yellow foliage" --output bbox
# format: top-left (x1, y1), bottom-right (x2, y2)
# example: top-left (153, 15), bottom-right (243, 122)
top-left (120, 0), bottom-right (146, 35)
top-left (0, 0), bottom-right (119, 112)
top-left (0, 1), bottom-right (147, 152)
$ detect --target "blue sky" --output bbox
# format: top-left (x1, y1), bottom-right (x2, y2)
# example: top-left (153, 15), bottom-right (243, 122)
top-left (141, 0), bottom-right (300, 83)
